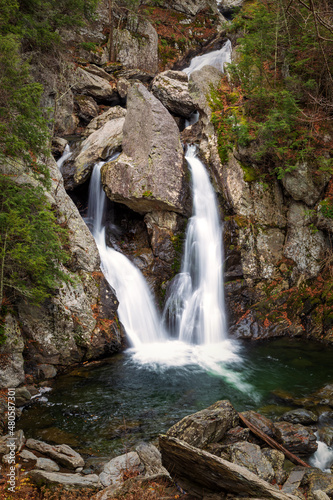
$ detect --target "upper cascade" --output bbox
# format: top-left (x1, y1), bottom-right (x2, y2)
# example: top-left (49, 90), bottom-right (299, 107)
top-left (163, 146), bottom-right (227, 344)
top-left (184, 39), bottom-right (232, 76)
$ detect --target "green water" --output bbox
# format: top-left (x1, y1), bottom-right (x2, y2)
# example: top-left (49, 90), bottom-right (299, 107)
top-left (19, 339), bottom-right (333, 460)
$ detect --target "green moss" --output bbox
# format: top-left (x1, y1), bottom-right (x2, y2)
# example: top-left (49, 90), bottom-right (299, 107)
top-left (241, 164), bottom-right (259, 182)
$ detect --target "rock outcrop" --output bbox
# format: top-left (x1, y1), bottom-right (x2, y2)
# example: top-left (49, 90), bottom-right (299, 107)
top-left (151, 70), bottom-right (196, 118)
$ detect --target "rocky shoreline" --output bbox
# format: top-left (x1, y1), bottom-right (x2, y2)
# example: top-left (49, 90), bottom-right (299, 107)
top-left (1, 396), bottom-right (333, 498)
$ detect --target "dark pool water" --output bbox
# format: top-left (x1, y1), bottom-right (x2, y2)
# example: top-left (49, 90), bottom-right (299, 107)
top-left (19, 338), bottom-right (333, 460)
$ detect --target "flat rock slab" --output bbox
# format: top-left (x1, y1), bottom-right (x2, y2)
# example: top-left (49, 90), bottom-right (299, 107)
top-left (35, 457), bottom-right (60, 472)
top-left (282, 469), bottom-right (307, 495)
top-left (28, 470), bottom-right (99, 489)
top-left (26, 439), bottom-right (84, 469)
top-left (160, 434), bottom-right (299, 500)
top-left (167, 400), bottom-right (239, 448)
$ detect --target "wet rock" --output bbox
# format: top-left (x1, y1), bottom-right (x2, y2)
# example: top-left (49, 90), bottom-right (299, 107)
top-left (0, 314), bottom-right (25, 388)
top-left (37, 364), bottom-right (57, 380)
top-left (282, 162), bottom-right (330, 207)
top-left (144, 211), bottom-right (185, 264)
top-left (228, 441), bottom-right (275, 482)
top-left (159, 435), bottom-right (298, 500)
top-left (35, 457), bottom-right (60, 472)
top-left (15, 387), bottom-right (32, 406)
top-left (102, 82), bottom-right (189, 215)
top-left (280, 410), bottom-right (318, 426)
top-left (114, 19), bottom-right (158, 74)
top-left (274, 422), bottom-right (318, 455)
top-left (74, 95), bottom-right (99, 123)
top-left (317, 426), bottom-right (333, 447)
top-left (166, 400), bottom-right (239, 448)
top-left (73, 67), bottom-right (119, 104)
top-left (28, 470), bottom-right (100, 489)
top-left (99, 451), bottom-right (143, 488)
top-left (151, 70), bottom-right (196, 118)
top-left (63, 112), bottom-right (125, 189)
top-left (241, 411), bottom-right (277, 439)
top-left (26, 439), bottom-right (85, 469)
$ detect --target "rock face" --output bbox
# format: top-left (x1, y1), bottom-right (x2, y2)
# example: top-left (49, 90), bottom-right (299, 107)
top-left (102, 82), bottom-right (190, 215)
top-left (282, 162), bottom-right (330, 207)
top-left (151, 71), bottom-right (196, 118)
top-left (114, 19), bottom-right (158, 74)
top-left (73, 67), bottom-right (119, 104)
top-left (0, 314), bottom-right (25, 388)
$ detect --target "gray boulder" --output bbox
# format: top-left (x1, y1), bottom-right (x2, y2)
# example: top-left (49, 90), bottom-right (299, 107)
top-left (151, 70), bottom-right (196, 118)
top-left (83, 106), bottom-right (127, 137)
top-left (99, 451), bottom-right (143, 488)
top-left (166, 400), bottom-right (239, 448)
top-left (163, 0), bottom-right (219, 16)
top-left (26, 439), bottom-right (85, 469)
top-left (74, 95), bottom-right (99, 123)
top-left (102, 83), bottom-right (189, 215)
top-left (35, 457), bottom-right (60, 472)
top-left (73, 67), bottom-right (119, 103)
top-left (63, 111), bottom-right (125, 190)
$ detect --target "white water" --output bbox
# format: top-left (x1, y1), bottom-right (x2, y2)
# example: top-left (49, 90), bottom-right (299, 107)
top-left (56, 144), bottom-right (72, 171)
top-left (310, 437), bottom-right (333, 472)
top-left (163, 146), bottom-right (227, 345)
top-left (87, 161), bottom-right (166, 347)
top-left (184, 39), bottom-right (232, 76)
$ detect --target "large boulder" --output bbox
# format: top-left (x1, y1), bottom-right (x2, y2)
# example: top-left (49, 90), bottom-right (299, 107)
top-left (274, 421), bottom-right (318, 456)
top-left (159, 435), bottom-right (298, 500)
top-left (28, 470), bottom-right (100, 489)
top-left (228, 441), bottom-right (275, 482)
top-left (101, 83), bottom-right (190, 215)
top-left (99, 451), bottom-right (143, 488)
top-left (73, 67), bottom-right (119, 104)
top-left (114, 19), bottom-right (158, 74)
top-left (166, 400), bottom-right (239, 448)
top-left (63, 110), bottom-right (126, 190)
top-left (151, 71), bottom-right (196, 118)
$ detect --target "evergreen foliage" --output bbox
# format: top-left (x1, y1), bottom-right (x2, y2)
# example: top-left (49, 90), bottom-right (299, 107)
top-left (211, 0), bottom-right (333, 178)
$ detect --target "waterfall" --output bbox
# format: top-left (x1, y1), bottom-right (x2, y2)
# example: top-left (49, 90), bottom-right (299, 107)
top-left (184, 39), bottom-right (232, 76)
top-left (163, 146), bottom-right (227, 344)
top-left (56, 144), bottom-right (72, 171)
top-left (87, 160), bottom-right (166, 347)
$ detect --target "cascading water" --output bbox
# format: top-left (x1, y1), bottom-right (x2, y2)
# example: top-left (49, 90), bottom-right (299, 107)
top-left (184, 39), bottom-right (232, 76)
top-left (56, 144), bottom-right (72, 171)
top-left (86, 160), bottom-right (166, 347)
top-left (163, 146), bottom-right (227, 344)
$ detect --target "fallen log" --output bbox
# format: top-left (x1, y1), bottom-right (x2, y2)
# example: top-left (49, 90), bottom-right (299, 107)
top-left (238, 413), bottom-right (310, 468)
